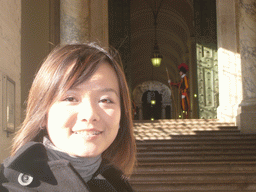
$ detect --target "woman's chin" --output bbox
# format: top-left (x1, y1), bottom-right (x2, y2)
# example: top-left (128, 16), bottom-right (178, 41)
top-left (66, 146), bottom-right (101, 158)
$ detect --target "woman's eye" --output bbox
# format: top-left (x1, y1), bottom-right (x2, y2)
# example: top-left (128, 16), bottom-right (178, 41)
top-left (63, 97), bottom-right (77, 102)
top-left (100, 98), bottom-right (112, 103)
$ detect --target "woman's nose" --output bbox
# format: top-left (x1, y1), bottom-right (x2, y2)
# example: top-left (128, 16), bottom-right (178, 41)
top-left (77, 101), bottom-right (100, 122)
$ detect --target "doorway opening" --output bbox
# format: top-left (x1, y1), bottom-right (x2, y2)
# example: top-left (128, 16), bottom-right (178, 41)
top-left (142, 90), bottom-right (162, 120)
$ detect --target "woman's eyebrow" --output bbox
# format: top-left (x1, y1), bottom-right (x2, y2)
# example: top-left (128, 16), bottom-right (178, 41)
top-left (100, 88), bottom-right (119, 97)
top-left (69, 87), bottom-right (119, 97)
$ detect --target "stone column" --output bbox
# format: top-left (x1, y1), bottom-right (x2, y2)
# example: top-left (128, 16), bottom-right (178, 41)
top-left (236, 0), bottom-right (256, 133)
top-left (161, 105), bottom-right (166, 119)
top-left (216, 0), bottom-right (242, 122)
top-left (138, 103), bottom-right (143, 120)
top-left (188, 37), bottom-right (198, 119)
top-left (60, 0), bottom-right (108, 46)
top-left (60, 0), bottom-right (89, 44)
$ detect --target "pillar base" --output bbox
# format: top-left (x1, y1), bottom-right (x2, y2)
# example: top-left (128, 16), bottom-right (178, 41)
top-left (217, 105), bottom-right (239, 123)
top-left (236, 98), bottom-right (256, 133)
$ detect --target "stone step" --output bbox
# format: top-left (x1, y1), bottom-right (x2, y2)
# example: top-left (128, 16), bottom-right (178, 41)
top-left (136, 138), bottom-right (256, 145)
top-left (130, 181), bottom-right (256, 191)
top-left (133, 124), bottom-right (236, 131)
top-left (137, 148), bottom-right (256, 154)
top-left (129, 191), bottom-right (256, 192)
top-left (134, 129), bottom-right (246, 140)
top-left (135, 132), bottom-right (244, 139)
top-left (136, 134), bottom-right (256, 140)
top-left (190, 127), bottom-right (241, 135)
top-left (134, 126), bottom-right (239, 132)
top-left (136, 140), bottom-right (256, 147)
top-left (137, 145), bottom-right (256, 152)
top-left (134, 126), bottom-right (239, 130)
top-left (134, 123), bottom-right (237, 127)
top-left (130, 171), bottom-right (256, 182)
top-left (134, 162), bottom-right (256, 172)
top-left (137, 155), bottom-right (256, 163)
top-left (137, 150), bottom-right (256, 156)
top-left (133, 119), bottom-right (236, 125)
top-left (131, 120), bottom-right (256, 192)
top-left (133, 120), bottom-right (237, 140)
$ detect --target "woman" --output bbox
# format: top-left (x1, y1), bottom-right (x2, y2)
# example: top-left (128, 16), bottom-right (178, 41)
top-left (0, 43), bottom-right (136, 191)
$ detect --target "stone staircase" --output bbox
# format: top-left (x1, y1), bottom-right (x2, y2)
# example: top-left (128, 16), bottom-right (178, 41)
top-left (129, 119), bottom-right (256, 192)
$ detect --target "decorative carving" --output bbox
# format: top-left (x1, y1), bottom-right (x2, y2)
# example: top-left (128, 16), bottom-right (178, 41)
top-left (197, 43), bottom-right (219, 119)
top-left (239, 0), bottom-right (256, 15)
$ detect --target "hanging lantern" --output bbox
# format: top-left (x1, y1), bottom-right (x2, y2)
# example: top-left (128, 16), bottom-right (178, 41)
top-left (150, 91), bottom-right (156, 105)
top-left (148, 0), bottom-right (164, 67)
top-left (151, 41), bottom-right (163, 67)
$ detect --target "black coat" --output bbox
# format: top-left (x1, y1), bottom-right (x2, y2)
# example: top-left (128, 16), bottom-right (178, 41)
top-left (0, 142), bottom-right (134, 192)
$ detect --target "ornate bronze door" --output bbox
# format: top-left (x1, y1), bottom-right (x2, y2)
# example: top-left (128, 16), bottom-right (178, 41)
top-left (197, 44), bottom-right (219, 119)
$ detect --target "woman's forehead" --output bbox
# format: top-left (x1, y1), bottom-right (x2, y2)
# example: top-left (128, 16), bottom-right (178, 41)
top-left (68, 63), bottom-right (120, 94)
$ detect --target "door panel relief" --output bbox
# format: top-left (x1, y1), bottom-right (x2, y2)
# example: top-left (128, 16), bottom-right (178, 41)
top-left (197, 44), bottom-right (219, 119)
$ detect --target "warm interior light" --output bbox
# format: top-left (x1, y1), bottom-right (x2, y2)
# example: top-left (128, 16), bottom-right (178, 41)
top-left (194, 94), bottom-right (197, 97)
top-left (151, 118), bottom-right (155, 121)
top-left (151, 57), bottom-right (162, 67)
top-left (151, 100), bottom-right (156, 105)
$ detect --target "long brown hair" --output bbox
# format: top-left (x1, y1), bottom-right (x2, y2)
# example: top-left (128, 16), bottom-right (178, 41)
top-left (11, 43), bottom-right (136, 175)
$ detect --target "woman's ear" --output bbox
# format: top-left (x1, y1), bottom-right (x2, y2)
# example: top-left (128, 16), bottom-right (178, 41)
top-left (40, 116), bottom-right (47, 129)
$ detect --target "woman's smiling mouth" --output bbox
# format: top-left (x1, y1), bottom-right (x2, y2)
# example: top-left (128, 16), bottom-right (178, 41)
top-left (74, 130), bottom-right (103, 136)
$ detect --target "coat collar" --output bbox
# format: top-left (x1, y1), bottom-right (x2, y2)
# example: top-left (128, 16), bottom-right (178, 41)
top-left (4, 142), bottom-right (56, 182)
top-left (3, 142), bottom-right (121, 182)
top-left (4, 142), bottom-right (48, 174)
top-left (181, 74), bottom-right (186, 78)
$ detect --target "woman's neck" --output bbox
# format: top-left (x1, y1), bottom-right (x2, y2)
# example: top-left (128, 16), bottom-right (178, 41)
top-left (43, 136), bottom-right (102, 182)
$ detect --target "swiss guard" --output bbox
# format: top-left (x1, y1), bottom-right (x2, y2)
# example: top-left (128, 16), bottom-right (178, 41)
top-left (168, 63), bottom-right (190, 119)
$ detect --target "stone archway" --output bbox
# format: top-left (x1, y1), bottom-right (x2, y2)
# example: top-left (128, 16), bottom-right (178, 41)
top-left (132, 81), bottom-right (172, 120)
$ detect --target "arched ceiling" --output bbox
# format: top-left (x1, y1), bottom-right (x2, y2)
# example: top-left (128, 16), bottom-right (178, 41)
top-left (130, 0), bottom-right (194, 90)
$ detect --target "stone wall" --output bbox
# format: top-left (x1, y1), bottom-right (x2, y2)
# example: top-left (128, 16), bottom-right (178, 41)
top-left (0, 0), bottom-right (21, 162)
top-left (21, 0), bottom-right (50, 121)
top-left (0, 0), bottom-right (51, 162)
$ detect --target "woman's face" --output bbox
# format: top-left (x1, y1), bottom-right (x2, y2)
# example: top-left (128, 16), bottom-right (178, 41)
top-left (46, 62), bottom-right (121, 157)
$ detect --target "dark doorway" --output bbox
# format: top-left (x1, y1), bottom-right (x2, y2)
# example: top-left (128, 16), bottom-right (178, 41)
top-left (142, 90), bottom-right (162, 120)
top-left (166, 105), bottom-right (171, 119)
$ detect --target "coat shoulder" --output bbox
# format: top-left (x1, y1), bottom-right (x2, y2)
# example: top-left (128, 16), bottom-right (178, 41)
top-left (89, 161), bottom-right (135, 192)
top-left (0, 164), bottom-right (8, 192)
top-left (104, 166), bottom-right (134, 192)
